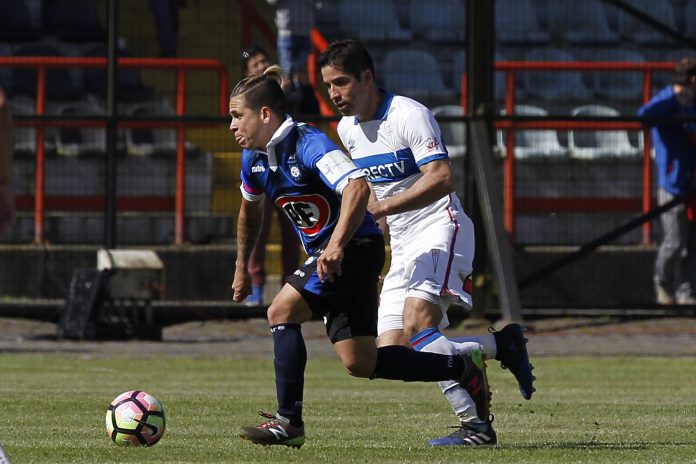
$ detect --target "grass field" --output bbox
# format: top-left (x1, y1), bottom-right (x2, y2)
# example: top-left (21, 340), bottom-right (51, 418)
top-left (0, 354), bottom-right (695, 463)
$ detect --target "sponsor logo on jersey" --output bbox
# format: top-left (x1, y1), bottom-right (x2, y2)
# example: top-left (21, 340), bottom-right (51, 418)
top-left (361, 160), bottom-right (407, 180)
top-left (276, 194), bottom-right (331, 236)
top-left (347, 138), bottom-right (356, 151)
top-left (251, 164), bottom-right (266, 173)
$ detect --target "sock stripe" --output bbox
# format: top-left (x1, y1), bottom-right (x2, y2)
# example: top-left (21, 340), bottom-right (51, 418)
top-left (409, 327), bottom-right (441, 351)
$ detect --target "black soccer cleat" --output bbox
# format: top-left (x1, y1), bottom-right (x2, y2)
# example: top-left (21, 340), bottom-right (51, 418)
top-left (491, 323), bottom-right (536, 400)
top-left (238, 411), bottom-right (305, 448)
top-left (429, 420), bottom-right (497, 446)
top-left (458, 349), bottom-right (492, 421)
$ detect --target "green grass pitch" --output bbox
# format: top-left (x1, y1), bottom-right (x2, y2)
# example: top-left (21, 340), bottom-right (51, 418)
top-left (0, 355), bottom-right (694, 463)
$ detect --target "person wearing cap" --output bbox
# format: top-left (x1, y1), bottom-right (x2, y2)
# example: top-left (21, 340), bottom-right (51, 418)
top-left (639, 57), bottom-right (696, 305)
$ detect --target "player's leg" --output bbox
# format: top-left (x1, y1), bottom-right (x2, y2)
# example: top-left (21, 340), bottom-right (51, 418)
top-left (238, 284), bottom-right (312, 448)
top-left (655, 188), bottom-right (683, 304)
top-left (451, 324), bottom-right (536, 400)
top-left (401, 294), bottom-right (495, 446)
top-left (323, 235), bottom-right (482, 384)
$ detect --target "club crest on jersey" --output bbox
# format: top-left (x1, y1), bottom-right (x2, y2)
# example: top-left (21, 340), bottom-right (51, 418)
top-left (287, 154), bottom-right (304, 181)
top-left (347, 138), bottom-right (356, 151)
top-left (276, 194), bottom-right (331, 236)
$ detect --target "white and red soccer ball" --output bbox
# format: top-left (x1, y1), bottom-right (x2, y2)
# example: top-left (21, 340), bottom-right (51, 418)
top-left (106, 390), bottom-right (165, 446)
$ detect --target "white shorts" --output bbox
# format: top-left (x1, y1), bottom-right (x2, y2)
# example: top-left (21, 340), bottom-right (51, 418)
top-left (377, 207), bottom-right (474, 336)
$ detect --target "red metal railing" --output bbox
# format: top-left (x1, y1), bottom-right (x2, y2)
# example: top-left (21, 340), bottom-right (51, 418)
top-left (492, 61), bottom-right (673, 244)
top-left (0, 56), bottom-right (229, 245)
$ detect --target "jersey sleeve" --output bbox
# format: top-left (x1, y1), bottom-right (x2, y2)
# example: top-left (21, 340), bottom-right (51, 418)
top-left (239, 151), bottom-right (265, 202)
top-left (399, 107), bottom-right (449, 167)
top-left (301, 131), bottom-right (366, 194)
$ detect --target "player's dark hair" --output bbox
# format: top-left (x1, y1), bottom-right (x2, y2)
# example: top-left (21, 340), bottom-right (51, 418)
top-left (318, 38), bottom-right (375, 81)
top-left (230, 64), bottom-right (286, 117)
top-left (673, 57), bottom-right (696, 85)
top-left (240, 44), bottom-right (269, 77)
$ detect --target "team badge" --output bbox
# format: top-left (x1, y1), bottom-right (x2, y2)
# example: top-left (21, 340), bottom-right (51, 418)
top-left (286, 154), bottom-right (304, 182)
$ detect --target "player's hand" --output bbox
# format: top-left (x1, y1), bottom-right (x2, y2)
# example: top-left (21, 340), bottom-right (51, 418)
top-left (317, 243), bottom-right (344, 283)
top-left (231, 264), bottom-right (252, 303)
top-left (0, 185), bottom-right (15, 237)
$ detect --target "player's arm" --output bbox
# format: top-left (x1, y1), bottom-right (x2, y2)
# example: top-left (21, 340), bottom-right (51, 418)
top-left (232, 197), bottom-right (264, 302)
top-left (368, 184), bottom-right (388, 234)
top-left (317, 177), bottom-right (370, 283)
top-left (368, 159), bottom-right (454, 220)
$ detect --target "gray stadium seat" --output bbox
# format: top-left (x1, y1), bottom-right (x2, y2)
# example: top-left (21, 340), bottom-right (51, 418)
top-left (547, 0), bottom-right (620, 44)
top-left (382, 49), bottom-right (449, 100)
top-left (337, 0), bottom-right (411, 42)
top-left (686, 0), bottom-right (696, 39)
top-left (593, 49), bottom-right (646, 102)
top-left (497, 105), bottom-right (568, 160)
top-left (52, 97), bottom-right (106, 157)
top-left (569, 105), bottom-right (642, 159)
top-left (409, 0), bottom-right (466, 42)
top-left (124, 99), bottom-right (178, 157)
top-left (522, 48), bottom-right (594, 101)
top-left (617, 0), bottom-right (678, 45)
top-left (496, 0), bottom-right (550, 45)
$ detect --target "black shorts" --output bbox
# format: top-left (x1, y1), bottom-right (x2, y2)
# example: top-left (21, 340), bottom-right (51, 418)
top-left (286, 234), bottom-right (385, 343)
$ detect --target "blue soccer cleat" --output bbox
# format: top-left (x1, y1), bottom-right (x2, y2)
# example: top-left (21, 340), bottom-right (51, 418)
top-left (491, 323), bottom-right (536, 400)
top-left (429, 420), bottom-right (497, 446)
top-left (244, 285), bottom-right (264, 306)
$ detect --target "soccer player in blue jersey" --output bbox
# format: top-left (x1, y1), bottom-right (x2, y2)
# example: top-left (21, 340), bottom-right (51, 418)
top-left (229, 65), bottom-right (490, 448)
top-left (320, 39), bottom-right (535, 446)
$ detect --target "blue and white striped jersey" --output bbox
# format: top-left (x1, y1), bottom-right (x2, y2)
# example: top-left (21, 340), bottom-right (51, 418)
top-left (337, 92), bottom-right (461, 233)
top-left (240, 117), bottom-right (380, 254)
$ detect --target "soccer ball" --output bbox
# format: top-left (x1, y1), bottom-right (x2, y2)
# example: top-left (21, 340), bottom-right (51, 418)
top-left (105, 390), bottom-right (166, 446)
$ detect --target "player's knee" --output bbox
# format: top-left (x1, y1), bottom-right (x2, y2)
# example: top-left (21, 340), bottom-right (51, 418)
top-left (266, 301), bottom-right (293, 325)
top-left (341, 357), bottom-right (374, 378)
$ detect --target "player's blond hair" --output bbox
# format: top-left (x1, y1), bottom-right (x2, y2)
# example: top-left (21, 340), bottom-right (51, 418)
top-left (230, 64), bottom-right (285, 116)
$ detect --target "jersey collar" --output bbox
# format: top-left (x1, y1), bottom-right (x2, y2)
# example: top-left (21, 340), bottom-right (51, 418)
top-left (354, 89), bottom-right (394, 124)
top-left (265, 116), bottom-right (295, 171)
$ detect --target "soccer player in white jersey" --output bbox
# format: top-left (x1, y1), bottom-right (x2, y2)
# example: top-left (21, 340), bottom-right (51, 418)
top-left (320, 39), bottom-right (535, 446)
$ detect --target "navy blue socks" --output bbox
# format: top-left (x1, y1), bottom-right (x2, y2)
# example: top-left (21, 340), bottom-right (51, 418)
top-left (271, 323), bottom-right (307, 427)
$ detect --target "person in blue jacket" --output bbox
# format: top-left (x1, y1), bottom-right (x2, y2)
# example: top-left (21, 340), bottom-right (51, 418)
top-left (228, 65), bottom-right (489, 448)
top-left (639, 57), bottom-right (696, 305)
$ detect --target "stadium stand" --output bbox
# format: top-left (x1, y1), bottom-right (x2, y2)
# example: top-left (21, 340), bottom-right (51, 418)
top-left (495, 0), bottom-right (550, 45)
top-left (42, 0), bottom-right (106, 41)
top-left (11, 41), bottom-right (81, 100)
top-left (123, 99), bottom-right (178, 157)
top-left (617, 0), bottom-right (678, 45)
top-left (337, 0), bottom-right (411, 42)
top-left (52, 97), bottom-right (107, 157)
top-left (521, 48), bottom-right (594, 102)
top-left (409, 0), bottom-right (466, 42)
top-left (568, 104), bottom-right (642, 159)
top-left (80, 42), bottom-right (153, 101)
top-left (593, 49), bottom-right (645, 102)
top-left (382, 48), bottom-right (450, 100)
top-left (546, 0), bottom-right (620, 44)
top-left (0, 0), bottom-right (42, 40)
top-left (497, 104), bottom-right (568, 160)
top-left (7, 97), bottom-right (41, 156)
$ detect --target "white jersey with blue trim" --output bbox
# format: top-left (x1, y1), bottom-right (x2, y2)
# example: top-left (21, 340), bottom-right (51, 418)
top-left (337, 92), bottom-right (460, 232)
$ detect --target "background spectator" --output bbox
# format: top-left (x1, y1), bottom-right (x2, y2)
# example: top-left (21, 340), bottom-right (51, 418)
top-left (638, 57), bottom-right (696, 305)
